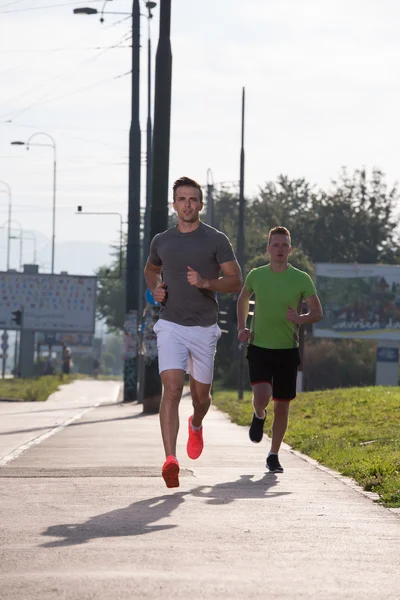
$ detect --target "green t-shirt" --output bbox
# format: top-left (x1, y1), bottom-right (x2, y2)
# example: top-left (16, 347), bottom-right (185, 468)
top-left (245, 264), bottom-right (316, 349)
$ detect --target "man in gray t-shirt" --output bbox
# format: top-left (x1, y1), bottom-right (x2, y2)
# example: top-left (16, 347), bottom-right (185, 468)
top-left (149, 221), bottom-right (236, 326)
top-left (144, 176), bottom-right (242, 489)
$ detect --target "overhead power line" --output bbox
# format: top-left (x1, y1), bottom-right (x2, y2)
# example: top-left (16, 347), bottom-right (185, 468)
top-left (0, 0), bottom-right (101, 13)
top-left (0, 29), bottom-right (131, 120)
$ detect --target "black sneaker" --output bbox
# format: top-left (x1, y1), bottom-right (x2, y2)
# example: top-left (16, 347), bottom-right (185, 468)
top-left (266, 454), bottom-right (284, 473)
top-left (249, 412), bottom-right (266, 443)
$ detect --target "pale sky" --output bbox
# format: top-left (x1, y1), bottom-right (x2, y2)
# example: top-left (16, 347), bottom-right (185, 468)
top-left (1, 0), bottom-right (400, 272)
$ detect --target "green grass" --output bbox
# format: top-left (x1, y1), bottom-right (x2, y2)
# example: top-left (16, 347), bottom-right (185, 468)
top-left (212, 385), bottom-right (400, 508)
top-left (0, 375), bottom-right (76, 402)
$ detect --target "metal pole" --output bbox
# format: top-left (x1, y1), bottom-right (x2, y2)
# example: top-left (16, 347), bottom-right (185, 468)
top-left (237, 87), bottom-right (246, 400)
top-left (0, 183), bottom-right (12, 269)
top-left (14, 331), bottom-right (19, 376)
top-left (0, 183), bottom-right (12, 379)
top-left (7, 193), bottom-right (11, 270)
top-left (51, 154), bottom-right (57, 273)
top-left (144, 0), bottom-right (172, 413)
top-left (206, 168), bottom-right (214, 227)
top-left (138, 3), bottom-right (155, 405)
top-left (149, 0), bottom-right (172, 241)
top-left (123, 0), bottom-right (141, 402)
top-left (143, 11), bottom-right (153, 260)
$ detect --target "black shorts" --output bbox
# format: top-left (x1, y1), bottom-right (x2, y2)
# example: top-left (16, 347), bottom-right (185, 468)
top-left (246, 344), bottom-right (301, 401)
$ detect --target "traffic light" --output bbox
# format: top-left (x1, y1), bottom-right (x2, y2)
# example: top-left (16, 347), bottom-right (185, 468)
top-left (11, 309), bottom-right (22, 326)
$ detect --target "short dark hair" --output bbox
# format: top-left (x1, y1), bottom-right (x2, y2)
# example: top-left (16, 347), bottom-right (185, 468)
top-left (173, 176), bottom-right (203, 203)
top-left (268, 226), bottom-right (291, 244)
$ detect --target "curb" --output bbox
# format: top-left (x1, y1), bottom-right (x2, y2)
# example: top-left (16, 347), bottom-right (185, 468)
top-left (211, 405), bottom-right (400, 518)
top-left (281, 440), bottom-right (400, 518)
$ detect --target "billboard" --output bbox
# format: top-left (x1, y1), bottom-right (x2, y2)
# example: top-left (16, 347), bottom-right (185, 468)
top-left (36, 332), bottom-right (94, 346)
top-left (313, 263), bottom-right (400, 340)
top-left (0, 272), bottom-right (96, 333)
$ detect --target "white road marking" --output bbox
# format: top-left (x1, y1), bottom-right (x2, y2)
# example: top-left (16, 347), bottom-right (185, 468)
top-left (0, 403), bottom-right (101, 466)
top-left (0, 383), bottom-right (121, 466)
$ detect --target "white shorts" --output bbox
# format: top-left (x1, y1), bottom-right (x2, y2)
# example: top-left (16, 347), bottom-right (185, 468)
top-left (153, 319), bottom-right (222, 385)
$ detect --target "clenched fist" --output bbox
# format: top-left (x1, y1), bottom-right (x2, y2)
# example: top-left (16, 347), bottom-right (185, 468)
top-left (286, 307), bottom-right (301, 324)
top-left (238, 328), bottom-right (251, 343)
top-left (187, 266), bottom-right (208, 289)
top-left (153, 282), bottom-right (167, 304)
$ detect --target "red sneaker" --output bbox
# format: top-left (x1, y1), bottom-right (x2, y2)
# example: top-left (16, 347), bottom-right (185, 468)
top-left (186, 416), bottom-right (204, 460)
top-left (162, 456), bottom-right (180, 488)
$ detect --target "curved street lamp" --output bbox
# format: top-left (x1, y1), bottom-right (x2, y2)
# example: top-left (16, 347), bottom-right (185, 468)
top-left (11, 132), bottom-right (57, 274)
top-left (2, 219), bottom-right (23, 270)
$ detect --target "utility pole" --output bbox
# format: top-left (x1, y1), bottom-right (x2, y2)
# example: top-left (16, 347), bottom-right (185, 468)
top-left (0, 181), bottom-right (12, 379)
top-left (237, 87), bottom-right (246, 400)
top-left (123, 0), bottom-right (141, 402)
top-left (143, 0), bottom-right (172, 413)
top-left (143, 2), bottom-right (155, 263)
top-left (138, 1), bottom-right (156, 405)
top-left (150, 0), bottom-right (172, 240)
top-left (206, 168), bottom-right (215, 227)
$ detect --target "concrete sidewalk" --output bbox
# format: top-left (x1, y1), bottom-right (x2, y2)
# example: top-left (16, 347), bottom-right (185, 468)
top-left (0, 382), bottom-right (399, 599)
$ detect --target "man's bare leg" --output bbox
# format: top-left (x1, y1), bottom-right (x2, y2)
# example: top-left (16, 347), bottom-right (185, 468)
top-left (249, 382), bottom-right (272, 443)
top-left (189, 376), bottom-right (212, 428)
top-left (186, 376), bottom-right (211, 459)
top-left (270, 400), bottom-right (290, 454)
top-left (252, 382), bottom-right (272, 418)
top-left (159, 369), bottom-right (185, 458)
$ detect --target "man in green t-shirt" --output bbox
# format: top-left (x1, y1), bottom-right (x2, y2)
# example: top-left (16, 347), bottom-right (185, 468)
top-left (237, 226), bottom-right (323, 473)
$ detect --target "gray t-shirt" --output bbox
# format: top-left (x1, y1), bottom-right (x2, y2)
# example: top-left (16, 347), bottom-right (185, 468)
top-left (149, 222), bottom-right (236, 326)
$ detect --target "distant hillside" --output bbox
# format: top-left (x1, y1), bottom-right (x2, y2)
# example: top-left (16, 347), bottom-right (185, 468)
top-left (0, 230), bottom-right (113, 276)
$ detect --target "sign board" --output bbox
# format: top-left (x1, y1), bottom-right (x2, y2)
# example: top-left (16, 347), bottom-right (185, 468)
top-left (0, 272), bottom-right (97, 334)
top-left (313, 263), bottom-right (400, 341)
top-left (376, 346), bottom-right (399, 363)
top-left (36, 332), bottom-right (94, 347)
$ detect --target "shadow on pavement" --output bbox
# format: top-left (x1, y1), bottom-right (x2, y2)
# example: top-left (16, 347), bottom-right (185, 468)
top-left (191, 473), bottom-right (290, 504)
top-left (41, 473), bottom-right (289, 547)
top-left (41, 492), bottom-right (188, 548)
top-left (1, 410), bottom-right (150, 437)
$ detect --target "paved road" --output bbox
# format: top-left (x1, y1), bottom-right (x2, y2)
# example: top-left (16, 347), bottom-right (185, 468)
top-left (0, 382), bottom-right (399, 599)
top-left (0, 379), bottom-right (121, 465)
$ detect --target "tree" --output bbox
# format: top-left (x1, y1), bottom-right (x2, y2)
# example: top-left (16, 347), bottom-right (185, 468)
top-left (297, 169), bottom-right (400, 264)
top-left (95, 169), bottom-right (400, 334)
top-left (96, 246), bottom-right (125, 331)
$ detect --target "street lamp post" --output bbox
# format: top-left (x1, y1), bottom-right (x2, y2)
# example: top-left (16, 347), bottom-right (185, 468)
top-left (143, 0), bottom-right (173, 413)
top-left (4, 219), bottom-right (23, 270)
top-left (0, 217), bottom-right (24, 379)
top-left (123, 0), bottom-right (142, 401)
top-left (206, 169), bottom-right (215, 228)
top-left (11, 133), bottom-right (57, 274)
top-left (142, 1), bottom-right (156, 262)
top-left (137, 1), bottom-right (156, 406)
top-left (0, 183), bottom-right (12, 378)
top-left (74, 1), bottom-right (144, 401)
top-left (237, 87), bottom-right (246, 400)
top-left (0, 181), bottom-right (12, 270)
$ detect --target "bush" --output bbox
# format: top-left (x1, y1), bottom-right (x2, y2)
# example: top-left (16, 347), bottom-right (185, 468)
top-left (303, 338), bottom-right (376, 391)
top-left (215, 334), bottom-right (377, 392)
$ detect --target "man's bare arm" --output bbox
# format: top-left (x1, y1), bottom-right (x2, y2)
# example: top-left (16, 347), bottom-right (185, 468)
top-left (187, 259), bottom-right (242, 293)
top-left (237, 285), bottom-right (253, 331)
top-left (144, 258), bottom-right (162, 293)
top-left (287, 293), bottom-right (323, 325)
top-left (144, 259), bottom-right (168, 304)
